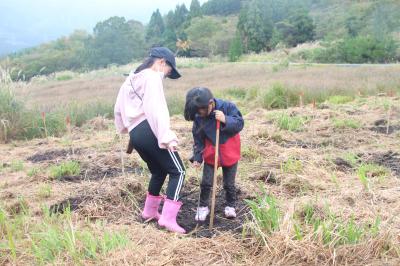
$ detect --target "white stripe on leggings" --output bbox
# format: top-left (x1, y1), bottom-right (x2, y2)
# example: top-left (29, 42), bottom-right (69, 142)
top-left (169, 150), bottom-right (185, 201)
top-left (168, 150), bottom-right (185, 201)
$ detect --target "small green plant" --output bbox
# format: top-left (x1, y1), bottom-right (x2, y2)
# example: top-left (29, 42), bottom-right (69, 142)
top-left (49, 161), bottom-right (80, 179)
top-left (281, 157), bottom-right (303, 174)
top-left (242, 145), bottom-right (260, 161)
top-left (333, 118), bottom-right (362, 129)
top-left (275, 113), bottom-right (309, 131)
top-left (328, 95), bottom-right (354, 104)
top-left (27, 166), bottom-right (42, 177)
top-left (330, 173), bottom-right (339, 188)
top-left (343, 152), bottom-right (361, 167)
top-left (37, 184), bottom-right (52, 199)
top-left (357, 163), bottom-right (389, 189)
top-left (10, 160), bottom-right (24, 172)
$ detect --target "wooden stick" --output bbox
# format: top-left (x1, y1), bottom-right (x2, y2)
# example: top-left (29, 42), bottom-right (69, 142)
top-left (209, 120), bottom-right (220, 230)
top-left (119, 134), bottom-right (126, 177)
top-left (386, 103), bottom-right (392, 135)
top-left (299, 92), bottom-right (304, 108)
top-left (41, 112), bottom-right (48, 139)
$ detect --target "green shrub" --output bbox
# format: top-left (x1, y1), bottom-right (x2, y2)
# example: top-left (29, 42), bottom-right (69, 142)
top-left (301, 36), bottom-right (399, 64)
top-left (228, 35), bottom-right (243, 62)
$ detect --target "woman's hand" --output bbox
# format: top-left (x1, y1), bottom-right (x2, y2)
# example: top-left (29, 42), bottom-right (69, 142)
top-left (214, 110), bottom-right (226, 123)
top-left (168, 143), bottom-right (177, 152)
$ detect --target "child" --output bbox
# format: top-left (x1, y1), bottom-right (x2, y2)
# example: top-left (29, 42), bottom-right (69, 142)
top-left (184, 87), bottom-right (244, 221)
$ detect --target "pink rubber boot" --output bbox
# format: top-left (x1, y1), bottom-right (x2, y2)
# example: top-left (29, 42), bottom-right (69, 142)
top-left (141, 193), bottom-right (162, 221)
top-left (158, 199), bottom-right (186, 234)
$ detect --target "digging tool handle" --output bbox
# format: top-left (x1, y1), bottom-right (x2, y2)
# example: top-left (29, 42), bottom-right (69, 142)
top-left (126, 141), bottom-right (134, 154)
top-left (209, 120), bottom-right (220, 230)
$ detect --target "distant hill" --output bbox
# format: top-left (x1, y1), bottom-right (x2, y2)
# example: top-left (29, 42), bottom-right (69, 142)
top-left (1, 0), bottom-right (399, 80)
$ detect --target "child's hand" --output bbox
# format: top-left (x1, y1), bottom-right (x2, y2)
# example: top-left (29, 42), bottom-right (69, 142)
top-left (214, 110), bottom-right (226, 123)
top-left (192, 161), bottom-right (201, 168)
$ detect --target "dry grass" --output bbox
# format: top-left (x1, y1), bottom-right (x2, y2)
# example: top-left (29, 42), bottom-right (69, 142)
top-left (1, 63), bottom-right (400, 265)
top-left (13, 62), bottom-right (400, 108)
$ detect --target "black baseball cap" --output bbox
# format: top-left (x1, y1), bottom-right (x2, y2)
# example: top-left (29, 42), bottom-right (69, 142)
top-left (149, 47), bottom-right (181, 79)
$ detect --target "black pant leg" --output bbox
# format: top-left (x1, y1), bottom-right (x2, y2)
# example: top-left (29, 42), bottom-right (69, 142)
top-left (130, 120), bottom-right (185, 201)
top-left (199, 163), bottom-right (214, 207)
top-left (222, 163), bottom-right (238, 207)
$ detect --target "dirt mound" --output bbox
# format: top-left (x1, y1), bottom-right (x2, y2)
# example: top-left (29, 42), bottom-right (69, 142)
top-left (57, 166), bottom-right (142, 182)
top-left (50, 196), bottom-right (89, 213)
top-left (50, 180), bottom-right (144, 222)
top-left (27, 148), bottom-right (81, 162)
top-left (333, 157), bottom-right (354, 172)
top-left (364, 151), bottom-right (400, 177)
top-left (370, 119), bottom-right (400, 134)
top-left (176, 187), bottom-right (251, 238)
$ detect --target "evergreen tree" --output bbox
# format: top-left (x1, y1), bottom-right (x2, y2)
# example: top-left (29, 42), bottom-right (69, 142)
top-left (190, 0), bottom-right (202, 18)
top-left (146, 9), bottom-right (165, 45)
top-left (228, 34), bottom-right (243, 62)
top-left (237, 0), bottom-right (274, 53)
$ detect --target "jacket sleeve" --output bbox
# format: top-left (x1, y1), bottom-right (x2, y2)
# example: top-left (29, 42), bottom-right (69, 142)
top-left (190, 118), bottom-right (205, 163)
top-left (142, 75), bottom-right (178, 149)
top-left (114, 87), bottom-right (128, 134)
top-left (221, 102), bottom-right (244, 134)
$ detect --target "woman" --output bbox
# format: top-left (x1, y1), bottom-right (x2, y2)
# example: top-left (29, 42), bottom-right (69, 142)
top-left (114, 47), bottom-right (186, 234)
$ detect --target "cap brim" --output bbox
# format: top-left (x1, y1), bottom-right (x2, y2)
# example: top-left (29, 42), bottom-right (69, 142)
top-left (168, 66), bottom-right (181, 79)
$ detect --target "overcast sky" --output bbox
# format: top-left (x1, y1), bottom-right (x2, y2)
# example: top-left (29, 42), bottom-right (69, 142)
top-left (0, 0), bottom-right (207, 55)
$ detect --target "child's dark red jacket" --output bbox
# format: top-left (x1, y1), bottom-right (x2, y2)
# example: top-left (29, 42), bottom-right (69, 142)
top-left (190, 98), bottom-right (244, 167)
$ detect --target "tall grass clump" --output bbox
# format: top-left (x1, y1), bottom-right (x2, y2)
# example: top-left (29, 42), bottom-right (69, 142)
top-left (269, 112), bottom-right (309, 131)
top-left (166, 93), bottom-right (185, 116)
top-left (65, 101), bottom-right (114, 127)
top-left (261, 83), bottom-right (298, 109)
top-left (244, 188), bottom-right (281, 243)
top-left (0, 205), bottom-right (129, 264)
top-left (0, 84), bottom-right (25, 142)
top-left (0, 68), bottom-right (114, 142)
top-left (299, 203), bottom-right (381, 247)
top-left (49, 161), bottom-right (80, 179)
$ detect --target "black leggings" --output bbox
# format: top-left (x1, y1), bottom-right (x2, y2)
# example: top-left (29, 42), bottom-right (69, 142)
top-left (129, 120), bottom-right (185, 201)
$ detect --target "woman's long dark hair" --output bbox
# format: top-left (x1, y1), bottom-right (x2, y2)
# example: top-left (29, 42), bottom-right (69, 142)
top-left (134, 57), bottom-right (157, 74)
top-left (184, 87), bottom-right (214, 121)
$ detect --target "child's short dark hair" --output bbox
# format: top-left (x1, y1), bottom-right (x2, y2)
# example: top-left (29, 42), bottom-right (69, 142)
top-left (184, 87), bottom-right (214, 121)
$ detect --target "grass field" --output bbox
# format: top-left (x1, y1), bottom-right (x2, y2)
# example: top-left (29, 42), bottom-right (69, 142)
top-left (1, 60), bottom-right (400, 265)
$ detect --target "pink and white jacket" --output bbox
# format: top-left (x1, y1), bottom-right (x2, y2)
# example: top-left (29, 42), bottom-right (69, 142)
top-left (114, 69), bottom-right (178, 149)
